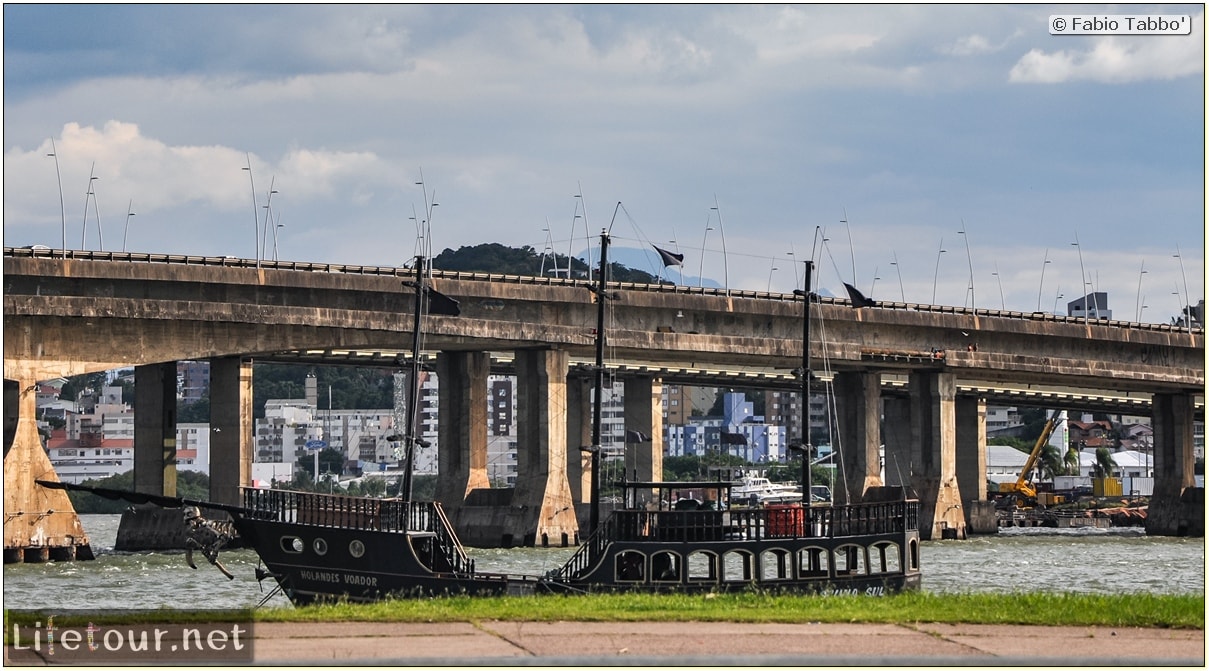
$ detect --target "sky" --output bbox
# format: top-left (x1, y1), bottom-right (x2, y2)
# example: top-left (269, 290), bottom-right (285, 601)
top-left (3, 4), bottom-right (1205, 320)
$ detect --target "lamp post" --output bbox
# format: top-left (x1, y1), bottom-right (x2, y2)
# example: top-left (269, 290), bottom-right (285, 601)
top-left (273, 215), bottom-right (284, 261)
top-left (122, 200), bottom-right (135, 252)
top-left (992, 263), bottom-right (1005, 310)
top-left (698, 221), bottom-right (714, 288)
top-left (787, 247), bottom-right (800, 291)
top-left (767, 264), bottom-right (778, 292)
top-left (260, 176), bottom-right (278, 262)
top-left (575, 184), bottom-right (592, 282)
top-left (932, 239), bottom-right (946, 305)
top-left (1174, 246), bottom-right (1192, 330)
top-left (47, 139), bottom-right (66, 256)
top-left (1071, 233), bottom-right (1092, 323)
top-left (242, 154), bottom-right (258, 267)
top-left (890, 251), bottom-right (905, 303)
top-left (539, 225), bottom-right (553, 275)
top-left (711, 196), bottom-right (729, 292)
top-left (81, 163), bottom-right (97, 249)
top-left (1135, 260), bottom-right (1148, 322)
top-left (957, 223), bottom-right (974, 309)
top-left (1037, 248), bottom-right (1050, 312)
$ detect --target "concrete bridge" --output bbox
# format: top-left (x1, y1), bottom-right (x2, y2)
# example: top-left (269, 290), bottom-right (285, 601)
top-left (4, 248), bottom-right (1203, 559)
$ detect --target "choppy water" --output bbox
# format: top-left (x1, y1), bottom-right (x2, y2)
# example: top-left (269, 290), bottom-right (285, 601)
top-left (2, 515), bottom-right (1202, 611)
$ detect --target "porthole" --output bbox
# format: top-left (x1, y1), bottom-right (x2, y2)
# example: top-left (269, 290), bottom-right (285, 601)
top-left (349, 539), bottom-right (366, 558)
top-left (281, 536), bottom-right (304, 554)
top-left (313, 538), bottom-right (328, 556)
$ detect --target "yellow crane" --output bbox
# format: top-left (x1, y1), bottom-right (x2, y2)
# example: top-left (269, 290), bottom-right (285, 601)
top-left (997, 412), bottom-right (1061, 508)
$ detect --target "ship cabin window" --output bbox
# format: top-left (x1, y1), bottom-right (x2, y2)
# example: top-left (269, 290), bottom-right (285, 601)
top-left (651, 551), bottom-right (681, 582)
top-left (721, 550), bottom-right (754, 583)
top-left (686, 550), bottom-right (718, 582)
top-left (909, 539), bottom-right (920, 571)
top-left (868, 541), bottom-right (900, 574)
top-left (615, 550), bottom-right (646, 582)
top-left (833, 544), bottom-right (867, 576)
top-left (797, 546), bottom-right (829, 578)
top-left (759, 548), bottom-right (793, 581)
top-left (280, 536), bottom-right (304, 554)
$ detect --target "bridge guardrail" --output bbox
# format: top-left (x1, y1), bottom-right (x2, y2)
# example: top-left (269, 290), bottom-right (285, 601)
top-left (5, 246), bottom-right (1202, 335)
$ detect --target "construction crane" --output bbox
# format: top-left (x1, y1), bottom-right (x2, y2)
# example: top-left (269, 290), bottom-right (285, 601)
top-left (997, 411), bottom-right (1062, 508)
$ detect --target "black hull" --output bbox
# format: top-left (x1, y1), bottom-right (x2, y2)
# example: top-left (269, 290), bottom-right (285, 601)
top-left (232, 491), bottom-right (922, 606)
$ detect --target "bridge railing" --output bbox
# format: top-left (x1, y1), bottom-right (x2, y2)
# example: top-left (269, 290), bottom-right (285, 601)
top-left (5, 247), bottom-right (1201, 334)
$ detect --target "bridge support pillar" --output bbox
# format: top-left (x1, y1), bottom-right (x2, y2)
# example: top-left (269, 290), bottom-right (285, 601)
top-left (435, 351), bottom-right (491, 508)
top-left (833, 371), bottom-right (884, 504)
top-left (954, 396), bottom-right (987, 506)
top-left (896, 372), bottom-right (966, 540)
top-left (566, 376), bottom-right (592, 504)
top-left (134, 362), bottom-right (178, 497)
top-left (511, 348), bottom-right (578, 545)
top-left (1146, 392), bottom-right (1202, 537)
top-left (3, 376), bottom-right (93, 563)
top-left (209, 357), bottom-right (253, 507)
top-left (955, 396), bottom-right (995, 534)
top-left (622, 376), bottom-right (664, 485)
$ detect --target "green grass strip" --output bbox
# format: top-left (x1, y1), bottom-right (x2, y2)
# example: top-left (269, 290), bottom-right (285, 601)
top-left (6, 591), bottom-right (1203, 636)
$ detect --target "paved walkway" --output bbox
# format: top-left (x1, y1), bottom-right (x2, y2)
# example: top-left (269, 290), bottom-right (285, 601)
top-left (6, 620), bottom-right (1204, 666)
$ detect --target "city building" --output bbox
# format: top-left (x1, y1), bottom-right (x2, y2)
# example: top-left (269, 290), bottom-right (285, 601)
top-left (1067, 292), bottom-right (1112, 320)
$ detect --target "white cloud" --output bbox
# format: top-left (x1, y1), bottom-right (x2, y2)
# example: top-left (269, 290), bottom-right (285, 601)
top-left (1009, 12), bottom-right (1204, 83)
top-left (3, 121), bottom-right (389, 228)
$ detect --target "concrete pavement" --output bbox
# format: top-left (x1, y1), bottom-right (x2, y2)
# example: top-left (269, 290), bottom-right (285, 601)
top-left (6, 620), bottom-right (1204, 666)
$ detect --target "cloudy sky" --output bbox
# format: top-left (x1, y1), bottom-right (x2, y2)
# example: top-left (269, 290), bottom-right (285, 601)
top-left (4, 4), bottom-right (1204, 319)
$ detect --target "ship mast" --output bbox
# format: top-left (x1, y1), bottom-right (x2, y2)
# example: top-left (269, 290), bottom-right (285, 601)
top-left (400, 256), bottom-right (427, 502)
top-left (794, 261), bottom-right (815, 504)
top-left (587, 230), bottom-right (610, 535)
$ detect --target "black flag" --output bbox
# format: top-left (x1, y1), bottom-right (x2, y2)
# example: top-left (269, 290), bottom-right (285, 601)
top-left (425, 287), bottom-right (461, 316)
top-left (843, 283), bottom-right (876, 308)
top-left (625, 430), bottom-right (651, 443)
top-left (653, 245), bottom-right (684, 267)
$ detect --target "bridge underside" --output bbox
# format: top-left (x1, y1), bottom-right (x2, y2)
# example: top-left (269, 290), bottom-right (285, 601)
top-left (3, 252), bottom-right (1203, 558)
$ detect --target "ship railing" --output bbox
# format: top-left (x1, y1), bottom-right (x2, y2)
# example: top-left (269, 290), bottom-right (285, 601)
top-left (548, 499), bottom-right (920, 581)
top-left (240, 488), bottom-right (475, 574)
top-left (427, 501), bottom-right (473, 575)
top-left (242, 488), bottom-right (408, 530)
top-left (549, 515), bottom-right (619, 581)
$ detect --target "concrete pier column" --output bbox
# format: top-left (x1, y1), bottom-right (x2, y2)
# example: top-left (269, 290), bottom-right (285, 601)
top-left (833, 371), bottom-right (884, 505)
top-left (2, 376), bottom-right (93, 563)
top-left (435, 351), bottom-right (491, 508)
top-left (566, 375), bottom-right (592, 503)
top-left (1146, 392), bottom-right (1202, 537)
top-left (954, 396), bottom-right (987, 506)
top-left (134, 362), bottom-right (178, 497)
top-left (510, 348), bottom-right (578, 545)
top-left (622, 376), bottom-right (664, 484)
top-left (906, 371), bottom-right (965, 540)
top-left (955, 396), bottom-right (996, 534)
top-left (209, 357), bottom-right (253, 507)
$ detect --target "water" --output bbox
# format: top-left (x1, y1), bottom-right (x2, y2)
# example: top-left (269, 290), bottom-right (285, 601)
top-left (2, 515), bottom-right (1202, 611)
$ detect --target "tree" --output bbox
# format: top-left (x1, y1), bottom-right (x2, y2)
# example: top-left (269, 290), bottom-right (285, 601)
top-left (1092, 447), bottom-right (1118, 479)
top-left (1063, 445), bottom-right (1081, 476)
top-left (1036, 444), bottom-right (1063, 481)
top-left (178, 398), bottom-right (210, 423)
